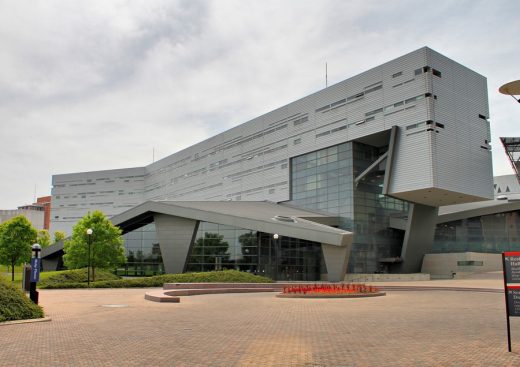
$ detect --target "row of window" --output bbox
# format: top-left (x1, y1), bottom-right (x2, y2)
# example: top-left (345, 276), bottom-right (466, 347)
top-left (406, 120), bottom-right (445, 131)
top-left (415, 66), bottom-right (442, 78)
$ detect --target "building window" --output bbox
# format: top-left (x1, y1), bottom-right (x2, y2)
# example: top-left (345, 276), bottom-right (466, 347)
top-left (457, 261), bottom-right (483, 266)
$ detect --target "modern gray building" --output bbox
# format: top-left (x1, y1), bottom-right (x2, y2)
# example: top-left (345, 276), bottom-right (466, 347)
top-left (46, 47), bottom-right (496, 281)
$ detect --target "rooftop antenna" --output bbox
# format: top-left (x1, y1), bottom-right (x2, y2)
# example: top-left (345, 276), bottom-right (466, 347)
top-left (33, 184), bottom-right (36, 203)
top-left (325, 62), bottom-right (328, 88)
top-left (152, 148), bottom-right (155, 163)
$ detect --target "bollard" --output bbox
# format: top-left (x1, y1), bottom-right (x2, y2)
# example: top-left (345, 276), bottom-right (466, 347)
top-left (23, 264), bottom-right (31, 292)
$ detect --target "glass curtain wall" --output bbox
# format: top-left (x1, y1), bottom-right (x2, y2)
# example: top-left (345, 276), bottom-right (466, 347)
top-left (290, 143), bottom-right (354, 229)
top-left (120, 222), bottom-right (163, 276)
top-left (351, 142), bottom-right (408, 273)
top-left (185, 221), bottom-right (323, 280)
top-left (433, 211), bottom-right (520, 253)
top-left (289, 141), bottom-right (408, 273)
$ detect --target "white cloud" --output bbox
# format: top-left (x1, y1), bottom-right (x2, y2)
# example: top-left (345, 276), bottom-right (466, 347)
top-left (0, 0), bottom-right (519, 208)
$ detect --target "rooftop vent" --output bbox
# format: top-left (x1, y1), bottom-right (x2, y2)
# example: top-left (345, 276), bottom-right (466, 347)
top-left (273, 215), bottom-right (297, 223)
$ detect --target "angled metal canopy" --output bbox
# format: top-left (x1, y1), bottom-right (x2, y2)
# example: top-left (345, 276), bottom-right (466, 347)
top-left (111, 200), bottom-right (352, 248)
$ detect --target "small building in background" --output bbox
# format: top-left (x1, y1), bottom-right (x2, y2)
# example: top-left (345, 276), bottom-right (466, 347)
top-left (35, 196), bottom-right (51, 230)
top-left (0, 196), bottom-right (52, 231)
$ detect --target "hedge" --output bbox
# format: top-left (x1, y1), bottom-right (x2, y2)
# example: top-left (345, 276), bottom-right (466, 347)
top-left (39, 269), bottom-right (272, 289)
top-left (0, 278), bottom-right (44, 322)
top-left (38, 268), bottom-right (119, 289)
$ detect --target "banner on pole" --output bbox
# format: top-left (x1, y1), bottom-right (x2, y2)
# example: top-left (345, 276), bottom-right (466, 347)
top-left (30, 257), bottom-right (40, 282)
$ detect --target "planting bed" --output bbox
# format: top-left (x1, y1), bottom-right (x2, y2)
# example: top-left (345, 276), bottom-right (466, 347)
top-left (276, 283), bottom-right (385, 298)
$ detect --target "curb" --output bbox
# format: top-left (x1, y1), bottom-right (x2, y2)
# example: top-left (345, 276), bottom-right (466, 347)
top-left (0, 317), bottom-right (52, 326)
top-left (378, 286), bottom-right (503, 293)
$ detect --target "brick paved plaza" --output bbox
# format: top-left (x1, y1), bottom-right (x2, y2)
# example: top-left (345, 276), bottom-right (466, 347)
top-left (2, 279), bottom-right (520, 366)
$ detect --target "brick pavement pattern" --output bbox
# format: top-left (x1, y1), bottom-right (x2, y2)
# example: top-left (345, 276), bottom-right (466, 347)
top-left (2, 280), bottom-right (520, 366)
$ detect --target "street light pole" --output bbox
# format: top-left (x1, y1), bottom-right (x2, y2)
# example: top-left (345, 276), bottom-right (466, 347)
top-left (86, 228), bottom-right (93, 288)
top-left (273, 234), bottom-right (279, 280)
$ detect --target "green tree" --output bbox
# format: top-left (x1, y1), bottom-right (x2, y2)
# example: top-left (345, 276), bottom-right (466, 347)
top-left (63, 211), bottom-right (126, 281)
top-left (37, 229), bottom-right (51, 248)
top-left (0, 216), bottom-right (37, 281)
top-left (53, 231), bottom-right (66, 244)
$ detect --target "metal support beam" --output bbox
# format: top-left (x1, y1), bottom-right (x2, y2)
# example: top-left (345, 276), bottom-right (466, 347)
top-left (354, 151), bottom-right (388, 186)
top-left (383, 125), bottom-right (398, 195)
top-left (396, 203), bottom-right (439, 273)
top-left (500, 137), bottom-right (520, 185)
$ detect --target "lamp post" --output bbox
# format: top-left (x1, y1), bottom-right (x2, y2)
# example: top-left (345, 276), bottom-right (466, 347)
top-left (30, 244), bottom-right (42, 304)
top-left (86, 228), bottom-right (93, 288)
top-left (273, 234), bottom-right (279, 280)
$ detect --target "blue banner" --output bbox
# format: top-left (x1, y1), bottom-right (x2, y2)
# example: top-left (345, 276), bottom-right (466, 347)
top-left (30, 258), bottom-right (40, 282)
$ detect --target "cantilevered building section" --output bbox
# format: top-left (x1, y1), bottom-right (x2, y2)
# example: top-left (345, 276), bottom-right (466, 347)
top-left (48, 47), bottom-right (493, 280)
top-left (501, 137), bottom-right (520, 184)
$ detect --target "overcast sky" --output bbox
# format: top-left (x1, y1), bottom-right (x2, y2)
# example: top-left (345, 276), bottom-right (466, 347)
top-left (1, 0), bottom-right (519, 209)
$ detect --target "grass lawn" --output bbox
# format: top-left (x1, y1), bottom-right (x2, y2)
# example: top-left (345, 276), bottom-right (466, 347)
top-left (0, 265), bottom-right (57, 289)
top-left (0, 265), bottom-right (23, 287)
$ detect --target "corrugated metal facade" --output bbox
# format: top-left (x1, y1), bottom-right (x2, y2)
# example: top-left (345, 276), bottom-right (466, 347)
top-left (51, 47), bottom-right (492, 234)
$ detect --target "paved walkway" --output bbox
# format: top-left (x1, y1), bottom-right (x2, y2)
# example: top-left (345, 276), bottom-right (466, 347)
top-left (2, 278), bottom-right (520, 366)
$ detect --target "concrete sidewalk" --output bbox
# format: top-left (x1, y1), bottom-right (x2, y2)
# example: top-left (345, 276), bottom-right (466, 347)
top-left (2, 278), bottom-right (520, 366)
top-left (371, 277), bottom-right (504, 291)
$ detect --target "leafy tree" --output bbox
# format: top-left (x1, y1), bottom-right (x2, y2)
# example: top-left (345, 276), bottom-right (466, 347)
top-left (0, 216), bottom-right (37, 281)
top-left (63, 211), bottom-right (126, 281)
top-left (37, 229), bottom-right (51, 248)
top-left (53, 231), bottom-right (66, 244)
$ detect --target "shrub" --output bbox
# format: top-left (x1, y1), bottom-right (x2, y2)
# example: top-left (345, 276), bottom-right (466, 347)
top-left (0, 278), bottom-right (44, 322)
top-left (39, 268), bottom-right (120, 289)
top-left (39, 270), bottom-right (272, 289)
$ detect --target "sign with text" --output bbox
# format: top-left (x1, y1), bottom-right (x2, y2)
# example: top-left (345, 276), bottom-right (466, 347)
top-left (507, 286), bottom-right (520, 317)
top-left (30, 257), bottom-right (40, 282)
top-left (504, 252), bottom-right (520, 283)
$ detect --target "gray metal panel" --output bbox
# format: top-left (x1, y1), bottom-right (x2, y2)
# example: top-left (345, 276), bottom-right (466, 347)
top-left (50, 167), bottom-right (146, 234)
top-left (154, 214), bottom-right (198, 274)
top-left (51, 47), bottom-right (492, 235)
top-left (398, 203), bottom-right (439, 273)
top-left (427, 49), bottom-right (493, 202)
top-left (322, 243), bottom-right (351, 282)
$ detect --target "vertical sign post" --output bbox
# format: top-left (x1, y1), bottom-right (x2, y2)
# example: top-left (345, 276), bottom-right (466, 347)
top-left (502, 251), bottom-right (520, 352)
top-left (30, 244), bottom-right (42, 305)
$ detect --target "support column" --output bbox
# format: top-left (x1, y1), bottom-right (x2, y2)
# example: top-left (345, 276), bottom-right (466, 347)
top-left (322, 243), bottom-right (350, 282)
top-left (397, 203), bottom-right (439, 273)
top-left (154, 214), bottom-right (199, 274)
